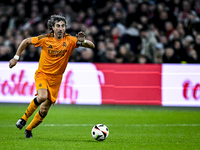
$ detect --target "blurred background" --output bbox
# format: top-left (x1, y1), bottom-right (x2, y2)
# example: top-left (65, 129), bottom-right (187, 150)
top-left (1, 0), bottom-right (200, 64)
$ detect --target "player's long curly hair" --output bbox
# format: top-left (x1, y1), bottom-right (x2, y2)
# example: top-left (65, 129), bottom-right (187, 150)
top-left (47, 15), bottom-right (67, 33)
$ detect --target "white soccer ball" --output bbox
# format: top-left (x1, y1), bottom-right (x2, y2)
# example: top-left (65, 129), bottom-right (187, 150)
top-left (91, 124), bottom-right (109, 141)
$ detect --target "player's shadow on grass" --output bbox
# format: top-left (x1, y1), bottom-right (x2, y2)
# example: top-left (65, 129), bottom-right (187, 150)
top-left (37, 137), bottom-right (117, 143)
top-left (37, 137), bottom-right (97, 142)
top-left (18, 137), bottom-right (115, 143)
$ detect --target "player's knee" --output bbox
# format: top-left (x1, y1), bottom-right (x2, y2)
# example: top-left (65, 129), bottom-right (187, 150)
top-left (37, 95), bottom-right (48, 103)
top-left (40, 108), bottom-right (49, 117)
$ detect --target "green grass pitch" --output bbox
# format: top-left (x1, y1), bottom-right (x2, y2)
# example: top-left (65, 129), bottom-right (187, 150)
top-left (0, 103), bottom-right (200, 150)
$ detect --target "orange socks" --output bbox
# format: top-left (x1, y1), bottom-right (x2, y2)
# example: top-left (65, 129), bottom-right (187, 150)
top-left (26, 111), bottom-right (44, 131)
top-left (21, 97), bottom-right (46, 131)
top-left (22, 97), bottom-right (40, 122)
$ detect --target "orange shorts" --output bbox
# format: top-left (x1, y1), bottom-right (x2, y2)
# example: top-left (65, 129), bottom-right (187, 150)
top-left (34, 70), bottom-right (62, 105)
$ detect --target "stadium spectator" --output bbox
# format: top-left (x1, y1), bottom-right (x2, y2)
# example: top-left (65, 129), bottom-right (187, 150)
top-left (172, 39), bottom-right (189, 62)
top-left (95, 41), bottom-right (106, 62)
top-left (155, 53), bottom-right (163, 63)
top-left (115, 52), bottom-right (125, 63)
top-left (148, 1), bottom-right (156, 21)
top-left (186, 12), bottom-right (200, 35)
top-left (0, 46), bottom-right (12, 61)
top-left (188, 47), bottom-right (200, 63)
top-left (183, 35), bottom-right (194, 50)
top-left (79, 48), bottom-right (94, 62)
top-left (156, 43), bottom-right (165, 56)
top-left (156, 10), bottom-right (169, 32)
top-left (126, 3), bottom-right (138, 27)
top-left (118, 44), bottom-right (133, 62)
top-left (159, 34), bottom-right (170, 48)
top-left (178, 0), bottom-right (197, 27)
top-left (36, 23), bottom-right (46, 35)
top-left (126, 51), bottom-right (137, 63)
top-left (99, 41), bottom-right (117, 63)
top-left (194, 34), bottom-right (200, 56)
top-left (0, 36), bottom-right (5, 46)
top-left (165, 21), bottom-right (174, 39)
top-left (23, 44), bottom-right (40, 61)
top-left (138, 54), bottom-right (148, 64)
top-left (140, 26), bottom-right (158, 63)
top-left (163, 47), bottom-right (178, 63)
top-left (63, 5), bottom-right (77, 29)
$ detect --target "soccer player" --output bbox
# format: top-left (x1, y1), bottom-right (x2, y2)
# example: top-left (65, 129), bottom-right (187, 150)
top-left (9, 15), bottom-right (95, 138)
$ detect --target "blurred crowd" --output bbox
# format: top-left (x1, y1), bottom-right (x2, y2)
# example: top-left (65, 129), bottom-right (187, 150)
top-left (1, 0), bottom-right (200, 63)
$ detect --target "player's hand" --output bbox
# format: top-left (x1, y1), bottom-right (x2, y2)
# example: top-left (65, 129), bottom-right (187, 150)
top-left (9, 58), bottom-right (18, 68)
top-left (76, 31), bottom-right (85, 42)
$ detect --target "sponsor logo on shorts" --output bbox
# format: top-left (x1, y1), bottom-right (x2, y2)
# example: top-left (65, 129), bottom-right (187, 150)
top-left (39, 83), bottom-right (42, 87)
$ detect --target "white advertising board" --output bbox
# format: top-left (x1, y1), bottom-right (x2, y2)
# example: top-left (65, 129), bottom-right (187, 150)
top-left (162, 64), bottom-right (200, 106)
top-left (0, 62), bottom-right (104, 105)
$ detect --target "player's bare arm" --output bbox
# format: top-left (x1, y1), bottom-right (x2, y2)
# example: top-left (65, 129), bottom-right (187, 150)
top-left (9, 37), bottom-right (32, 68)
top-left (76, 31), bottom-right (95, 49)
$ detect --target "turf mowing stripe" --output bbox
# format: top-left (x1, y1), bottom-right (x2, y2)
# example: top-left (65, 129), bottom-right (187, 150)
top-left (1, 124), bottom-right (200, 127)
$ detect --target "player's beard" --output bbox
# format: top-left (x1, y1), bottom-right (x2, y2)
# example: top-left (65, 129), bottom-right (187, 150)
top-left (57, 31), bottom-right (63, 39)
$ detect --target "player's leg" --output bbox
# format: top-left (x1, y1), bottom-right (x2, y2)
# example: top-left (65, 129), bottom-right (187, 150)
top-left (16, 97), bottom-right (39, 130)
top-left (16, 88), bottom-right (48, 130)
top-left (23, 74), bottom-right (61, 138)
top-left (25, 97), bottom-right (52, 138)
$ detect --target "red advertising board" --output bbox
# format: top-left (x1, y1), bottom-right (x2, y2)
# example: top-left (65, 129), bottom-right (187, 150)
top-left (95, 64), bottom-right (162, 105)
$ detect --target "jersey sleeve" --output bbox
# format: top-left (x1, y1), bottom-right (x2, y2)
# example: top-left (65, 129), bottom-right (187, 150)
top-left (31, 35), bottom-right (46, 47)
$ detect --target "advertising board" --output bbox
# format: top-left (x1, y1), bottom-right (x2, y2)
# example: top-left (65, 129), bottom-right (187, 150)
top-left (162, 64), bottom-right (200, 107)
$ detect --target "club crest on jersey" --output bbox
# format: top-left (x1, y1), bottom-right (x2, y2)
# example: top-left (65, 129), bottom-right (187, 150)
top-left (63, 42), bottom-right (67, 47)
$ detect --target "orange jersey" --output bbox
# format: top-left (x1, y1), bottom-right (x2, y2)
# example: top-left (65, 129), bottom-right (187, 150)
top-left (31, 33), bottom-right (78, 75)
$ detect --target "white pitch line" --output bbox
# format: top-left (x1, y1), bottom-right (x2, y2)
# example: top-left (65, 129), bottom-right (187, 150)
top-left (1, 124), bottom-right (200, 127)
